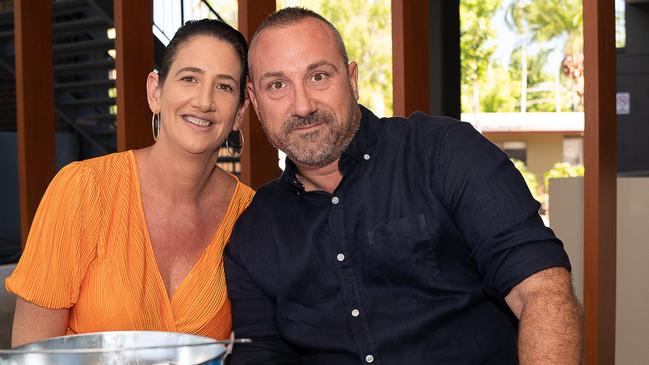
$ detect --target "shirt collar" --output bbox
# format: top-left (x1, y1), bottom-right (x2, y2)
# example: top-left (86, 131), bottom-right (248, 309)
top-left (282, 104), bottom-right (383, 192)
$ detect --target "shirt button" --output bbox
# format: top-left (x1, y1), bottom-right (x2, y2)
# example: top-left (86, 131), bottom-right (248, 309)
top-left (351, 309), bottom-right (360, 317)
top-left (364, 153), bottom-right (371, 160)
top-left (365, 354), bottom-right (375, 363)
top-left (331, 196), bottom-right (340, 204)
top-left (336, 253), bottom-right (345, 262)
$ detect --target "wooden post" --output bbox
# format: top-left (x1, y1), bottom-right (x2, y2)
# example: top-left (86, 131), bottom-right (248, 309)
top-left (391, 0), bottom-right (430, 116)
top-left (238, 0), bottom-right (280, 189)
top-left (14, 0), bottom-right (56, 245)
top-left (114, 0), bottom-right (154, 151)
top-left (583, 0), bottom-right (617, 363)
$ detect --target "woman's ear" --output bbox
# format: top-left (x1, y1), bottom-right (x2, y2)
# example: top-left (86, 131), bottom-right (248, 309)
top-left (146, 71), bottom-right (162, 113)
top-left (233, 98), bottom-right (250, 131)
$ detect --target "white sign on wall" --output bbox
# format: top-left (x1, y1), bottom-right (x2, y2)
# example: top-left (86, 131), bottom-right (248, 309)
top-left (617, 92), bottom-right (631, 115)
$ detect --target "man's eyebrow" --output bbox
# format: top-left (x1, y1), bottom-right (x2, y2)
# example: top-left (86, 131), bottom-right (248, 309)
top-left (307, 60), bottom-right (339, 73)
top-left (257, 61), bottom-right (340, 85)
top-left (260, 71), bottom-right (285, 80)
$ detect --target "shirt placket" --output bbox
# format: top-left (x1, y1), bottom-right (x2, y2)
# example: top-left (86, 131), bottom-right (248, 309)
top-left (328, 190), bottom-right (380, 364)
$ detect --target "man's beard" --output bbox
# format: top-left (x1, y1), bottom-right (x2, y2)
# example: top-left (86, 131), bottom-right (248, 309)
top-left (263, 102), bottom-right (361, 168)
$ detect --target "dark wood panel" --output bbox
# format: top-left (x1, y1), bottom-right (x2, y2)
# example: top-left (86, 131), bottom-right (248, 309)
top-left (583, 0), bottom-right (617, 363)
top-left (238, 0), bottom-right (281, 189)
top-left (391, 0), bottom-right (430, 116)
top-left (114, 0), bottom-right (154, 151)
top-left (14, 0), bottom-right (56, 246)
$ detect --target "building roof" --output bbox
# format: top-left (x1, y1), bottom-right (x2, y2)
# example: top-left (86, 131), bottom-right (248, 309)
top-left (461, 112), bottom-right (585, 133)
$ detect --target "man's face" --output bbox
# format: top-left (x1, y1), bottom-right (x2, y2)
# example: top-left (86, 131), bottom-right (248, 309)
top-left (248, 18), bottom-right (361, 168)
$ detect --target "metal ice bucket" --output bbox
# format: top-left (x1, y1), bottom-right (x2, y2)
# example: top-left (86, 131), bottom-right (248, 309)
top-left (0, 331), bottom-right (227, 365)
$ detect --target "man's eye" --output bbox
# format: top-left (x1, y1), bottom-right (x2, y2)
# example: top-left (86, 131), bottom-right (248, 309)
top-left (313, 72), bottom-right (326, 81)
top-left (271, 81), bottom-right (284, 90)
top-left (181, 76), bottom-right (196, 83)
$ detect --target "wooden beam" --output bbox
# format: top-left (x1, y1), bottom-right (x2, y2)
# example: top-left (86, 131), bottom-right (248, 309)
top-left (391, 0), bottom-right (430, 116)
top-left (14, 0), bottom-right (56, 246)
top-left (114, 0), bottom-right (154, 151)
top-left (583, 0), bottom-right (617, 364)
top-left (238, 0), bottom-right (281, 189)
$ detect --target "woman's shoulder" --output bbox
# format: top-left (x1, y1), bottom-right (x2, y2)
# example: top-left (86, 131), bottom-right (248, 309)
top-left (74, 150), bottom-right (134, 177)
top-left (51, 151), bottom-right (135, 200)
top-left (230, 178), bottom-right (255, 212)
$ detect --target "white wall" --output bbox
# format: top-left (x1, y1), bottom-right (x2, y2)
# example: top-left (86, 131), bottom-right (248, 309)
top-left (549, 177), bottom-right (649, 364)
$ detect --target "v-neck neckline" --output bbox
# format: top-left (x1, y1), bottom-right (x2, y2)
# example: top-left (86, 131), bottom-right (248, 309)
top-left (128, 150), bottom-right (240, 313)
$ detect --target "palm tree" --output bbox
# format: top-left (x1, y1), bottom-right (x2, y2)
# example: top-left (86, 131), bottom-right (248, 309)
top-left (505, 0), bottom-right (530, 112)
top-left (522, 0), bottom-right (583, 110)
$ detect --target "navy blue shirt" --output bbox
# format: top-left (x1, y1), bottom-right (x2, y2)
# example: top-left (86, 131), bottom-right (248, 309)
top-left (225, 106), bottom-right (571, 365)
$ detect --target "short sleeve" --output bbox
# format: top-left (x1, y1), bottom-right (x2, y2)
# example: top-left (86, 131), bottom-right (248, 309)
top-left (5, 162), bottom-right (100, 309)
top-left (435, 122), bottom-right (571, 298)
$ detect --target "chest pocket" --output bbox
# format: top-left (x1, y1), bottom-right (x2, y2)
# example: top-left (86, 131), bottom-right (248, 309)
top-left (366, 214), bottom-right (440, 286)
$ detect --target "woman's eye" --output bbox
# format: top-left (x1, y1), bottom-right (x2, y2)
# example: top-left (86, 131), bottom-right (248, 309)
top-left (218, 84), bottom-right (233, 92)
top-left (181, 76), bottom-right (196, 83)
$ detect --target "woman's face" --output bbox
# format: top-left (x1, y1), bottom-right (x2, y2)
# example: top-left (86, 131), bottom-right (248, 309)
top-left (147, 35), bottom-right (246, 156)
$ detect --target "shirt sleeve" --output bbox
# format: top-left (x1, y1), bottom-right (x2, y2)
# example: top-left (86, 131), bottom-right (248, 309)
top-left (5, 161), bottom-right (100, 309)
top-left (224, 210), bottom-right (301, 365)
top-left (434, 122), bottom-right (571, 298)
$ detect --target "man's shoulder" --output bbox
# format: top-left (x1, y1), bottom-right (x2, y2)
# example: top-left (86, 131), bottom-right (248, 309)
top-left (388, 111), bottom-right (459, 126)
top-left (235, 177), bottom-right (286, 223)
top-left (252, 177), bottom-right (287, 203)
top-left (380, 111), bottom-right (462, 137)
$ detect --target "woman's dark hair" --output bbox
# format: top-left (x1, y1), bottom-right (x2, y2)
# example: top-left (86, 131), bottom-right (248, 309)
top-left (157, 19), bottom-right (248, 105)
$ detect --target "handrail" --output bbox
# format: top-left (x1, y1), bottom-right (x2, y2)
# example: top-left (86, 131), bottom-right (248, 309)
top-left (200, 0), bottom-right (225, 22)
top-left (0, 57), bottom-right (109, 154)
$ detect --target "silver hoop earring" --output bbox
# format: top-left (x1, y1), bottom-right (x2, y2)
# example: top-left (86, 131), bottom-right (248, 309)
top-left (225, 129), bottom-right (244, 158)
top-left (151, 113), bottom-right (160, 141)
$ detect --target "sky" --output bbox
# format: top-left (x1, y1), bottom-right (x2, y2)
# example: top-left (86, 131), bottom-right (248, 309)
top-left (491, 0), bottom-right (626, 72)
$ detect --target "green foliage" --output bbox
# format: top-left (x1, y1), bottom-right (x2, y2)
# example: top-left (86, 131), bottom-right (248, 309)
top-left (615, 0), bottom-right (626, 48)
top-left (511, 159), bottom-right (542, 202)
top-left (460, 0), bottom-right (584, 113)
top-left (544, 162), bottom-right (584, 191)
top-left (460, 0), bottom-right (502, 113)
top-left (277, 0), bottom-right (393, 116)
top-left (460, 0), bottom-right (501, 84)
top-left (509, 47), bottom-right (551, 87)
top-left (508, 47), bottom-right (567, 112)
top-left (523, 0), bottom-right (583, 48)
top-left (463, 63), bottom-right (516, 112)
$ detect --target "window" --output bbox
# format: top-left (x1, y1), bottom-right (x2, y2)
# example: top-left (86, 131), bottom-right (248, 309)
top-left (502, 141), bottom-right (527, 164)
top-left (563, 137), bottom-right (583, 166)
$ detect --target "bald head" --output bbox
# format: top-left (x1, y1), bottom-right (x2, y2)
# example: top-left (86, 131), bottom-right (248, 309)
top-left (248, 7), bottom-right (349, 79)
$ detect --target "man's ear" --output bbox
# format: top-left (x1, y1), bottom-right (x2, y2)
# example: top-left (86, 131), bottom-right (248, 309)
top-left (146, 71), bottom-right (162, 113)
top-left (246, 80), bottom-right (263, 121)
top-left (233, 98), bottom-right (250, 131)
top-left (347, 61), bottom-right (359, 101)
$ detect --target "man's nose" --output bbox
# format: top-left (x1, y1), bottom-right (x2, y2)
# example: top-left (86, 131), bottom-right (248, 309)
top-left (291, 83), bottom-right (316, 117)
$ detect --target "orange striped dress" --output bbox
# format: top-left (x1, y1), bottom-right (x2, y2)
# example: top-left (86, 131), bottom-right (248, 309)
top-left (5, 150), bottom-right (254, 340)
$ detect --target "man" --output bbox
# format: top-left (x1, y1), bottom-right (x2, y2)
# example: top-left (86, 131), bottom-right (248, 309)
top-left (225, 7), bottom-right (582, 364)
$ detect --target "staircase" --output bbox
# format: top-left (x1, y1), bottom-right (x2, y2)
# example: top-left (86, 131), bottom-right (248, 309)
top-left (0, 0), bottom-right (117, 157)
top-left (0, 0), bottom-right (240, 171)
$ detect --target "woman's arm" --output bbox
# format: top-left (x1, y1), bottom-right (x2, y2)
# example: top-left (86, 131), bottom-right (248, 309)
top-left (11, 297), bottom-right (69, 347)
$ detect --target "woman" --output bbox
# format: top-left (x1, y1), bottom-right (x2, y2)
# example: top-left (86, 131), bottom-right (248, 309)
top-left (5, 19), bottom-right (253, 347)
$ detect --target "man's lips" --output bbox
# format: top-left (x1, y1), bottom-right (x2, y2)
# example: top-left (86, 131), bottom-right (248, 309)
top-left (290, 121), bottom-right (325, 132)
